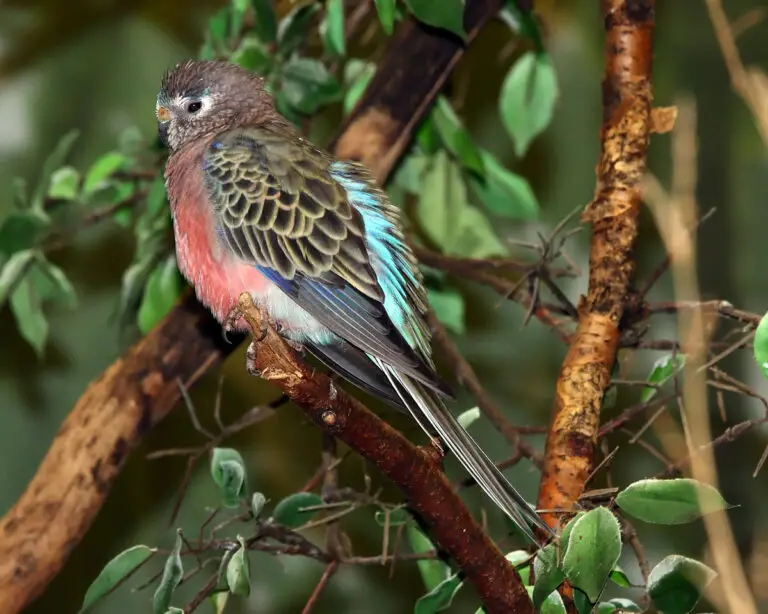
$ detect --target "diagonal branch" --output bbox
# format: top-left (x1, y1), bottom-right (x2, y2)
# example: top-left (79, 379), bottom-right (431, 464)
top-left (236, 293), bottom-right (532, 614)
top-left (0, 2), bottom-right (507, 612)
top-left (536, 0), bottom-right (656, 530)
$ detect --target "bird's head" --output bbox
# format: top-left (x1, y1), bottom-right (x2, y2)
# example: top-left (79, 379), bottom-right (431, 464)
top-left (156, 60), bottom-right (275, 151)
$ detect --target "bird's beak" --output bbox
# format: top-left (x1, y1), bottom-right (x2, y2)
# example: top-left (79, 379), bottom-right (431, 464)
top-left (158, 122), bottom-right (170, 148)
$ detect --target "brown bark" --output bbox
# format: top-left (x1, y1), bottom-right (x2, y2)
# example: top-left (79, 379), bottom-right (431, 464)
top-left (238, 294), bottom-right (531, 614)
top-left (0, 2), bottom-right (510, 612)
top-left (537, 0), bottom-right (656, 530)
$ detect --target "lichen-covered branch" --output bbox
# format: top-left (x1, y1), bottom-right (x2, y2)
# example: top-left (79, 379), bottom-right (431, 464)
top-left (536, 0), bottom-right (655, 530)
top-left (0, 3), bottom-right (505, 611)
top-left (236, 293), bottom-right (532, 614)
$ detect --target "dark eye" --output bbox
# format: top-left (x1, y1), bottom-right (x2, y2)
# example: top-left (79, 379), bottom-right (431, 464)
top-left (187, 101), bottom-right (202, 113)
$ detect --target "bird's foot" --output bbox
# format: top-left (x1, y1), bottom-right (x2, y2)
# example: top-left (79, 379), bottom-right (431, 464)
top-left (245, 341), bottom-right (261, 377)
top-left (222, 305), bottom-right (244, 344)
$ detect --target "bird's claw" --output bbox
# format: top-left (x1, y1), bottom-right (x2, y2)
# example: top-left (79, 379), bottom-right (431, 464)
top-left (246, 342), bottom-right (261, 377)
top-left (222, 305), bottom-right (243, 344)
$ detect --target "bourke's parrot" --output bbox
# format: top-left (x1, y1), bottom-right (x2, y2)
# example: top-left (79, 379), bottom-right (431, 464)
top-left (156, 60), bottom-right (551, 543)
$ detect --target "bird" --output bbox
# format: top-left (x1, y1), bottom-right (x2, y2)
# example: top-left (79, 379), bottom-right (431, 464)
top-left (156, 59), bottom-right (552, 543)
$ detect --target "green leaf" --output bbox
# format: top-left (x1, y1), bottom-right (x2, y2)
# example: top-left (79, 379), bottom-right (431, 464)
top-left (404, 0), bottom-right (465, 38)
top-left (0, 249), bottom-right (37, 305)
top-left (374, 507), bottom-right (411, 527)
top-left (211, 448), bottom-right (248, 508)
top-left (392, 152), bottom-right (428, 195)
top-left (415, 573), bottom-right (463, 614)
top-left (208, 7), bottom-right (231, 46)
top-left (281, 57), bottom-right (342, 115)
top-left (559, 511), bottom-right (586, 550)
top-left (408, 526), bottom-right (448, 592)
top-left (562, 507), bottom-right (621, 602)
top-left (47, 166), bottom-right (80, 200)
top-left (32, 130), bottom-right (79, 211)
top-left (38, 259), bottom-right (77, 309)
top-left (152, 530), bottom-right (184, 614)
top-left (499, 1), bottom-right (544, 50)
top-left (755, 312), bottom-right (768, 378)
top-left (251, 0), bottom-right (278, 43)
top-left (432, 97), bottom-right (484, 176)
top-left (616, 478), bottom-right (731, 525)
top-left (79, 545), bottom-right (155, 612)
top-left (251, 492), bottom-right (267, 517)
top-left (0, 210), bottom-right (51, 255)
top-left (609, 565), bottom-right (631, 587)
top-left (457, 407), bottom-right (481, 430)
top-left (82, 152), bottom-right (129, 197)
top-left (428, 287), bottom-right (465, 334)
top-left (451, 206), bottom-right (507, 259)
top-left (321, 0), bottom-right (346, 57)
top-left (137, 255), bottom-right (184, 334)
top-left (343, 60), bottom-right (376, 115)
top-left (572, 589), bottom-right (593, 614)
top-left (11, 276), bottom-right (49, 357)
top-left (374, 0), bottom-right (397, 34)
top-left (417, 151), bottom-right (467, 252)
top-left (417, 117), bottom-right (441, 155)
top-left (226, 536), bottom-right (251, 597)
top-left (641, 353), bottom-right (686, 402)
top-left (147, 176), bottom-right (169, 216)
top-left (232, 37), bottom-right (274, 73)
top-left (277, 3), bottom-right (320, 57)
top-left (210, 591), bottom-right (229, 614)
top-left (599, 598), bottom-right (642, 613)
top-left (273, 492), bottom-right (324, 528)
top-left (230, 0), bottom-right (250, 38)
top-left (500, 51), bottom-right (558, 157)
top-left (530, 585), bottom-right (567, 614)
top-left (469, 150), bottom-right (539, 219)
top-left (648, 555), bottom-right (716, 614)
top-left (532, 543), bottom-right (565, 609)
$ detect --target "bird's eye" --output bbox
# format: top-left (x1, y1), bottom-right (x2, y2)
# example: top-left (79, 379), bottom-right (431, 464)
top-left (187, 101), bottom-right (202, 113)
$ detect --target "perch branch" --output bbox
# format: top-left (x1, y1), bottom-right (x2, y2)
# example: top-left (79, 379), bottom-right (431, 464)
top-left (536, 0), bottom-right (655, 530)
top-left (0, 2), bottom-right (506, 611)
top-left (236, 293), bottom-right (532, 614)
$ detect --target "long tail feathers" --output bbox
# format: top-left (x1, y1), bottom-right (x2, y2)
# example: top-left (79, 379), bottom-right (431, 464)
top-left (372, 358), bottom-right (554, 544)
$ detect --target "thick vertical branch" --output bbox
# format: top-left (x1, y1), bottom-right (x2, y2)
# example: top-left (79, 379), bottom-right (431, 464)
top-left (537, 0), bottom-right (655, 528)
top-left (0, 2), bottom-right (505, 612)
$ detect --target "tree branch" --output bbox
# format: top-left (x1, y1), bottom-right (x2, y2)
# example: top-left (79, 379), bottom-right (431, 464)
top-left (536, 0), bottom-right (655, 530)
top-left (0, 2), bottom-right (507, 611)
top-left (236, 293), bottom-right (532, 614)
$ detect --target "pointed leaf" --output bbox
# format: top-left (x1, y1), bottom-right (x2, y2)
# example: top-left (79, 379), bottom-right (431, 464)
top-left (281, 57), bottom-right (341, 114)
top-left (251, 0), bottom-right (278, 43)
top-left (457, 407), bottom-right (481, 430)
top-left (79, 545), bottom-right (155, 612)
top-left (152, 530), bottom-right (184, 614)
top-left (32, 130), bottom-right (79, 210)
top-left (530, 585), bottom-right (567, 614)
top-left (404, 0), bottom-right (465, 38)
top-left (277, 3), bottom-right (320, 57)
top-left (432, 97), bottom-right (484, 176)
top-left (417, 152), bottom-right (467, 252)
top-left (210, 448), bottom-right (248, 508)
top-left (451, 206), bottom-right (507, 258)
top-left (343, 59), bottom-right (376, 115)
top-left (648, 555), bottom-right (716, 614)
top-left (500, 51), bottom-right (558, 157)
top-left (11, 276), bottom-right (49, 357)
top-left (374, 0), bottom-right (397, 34)
top-left (609, 565), bottom-right (631, 587)
top-left (470, 150), bottom-right (539, 219)
top-left (533, 543), bottom-right (565, 608)
top-left (428, 287), bottom-right (465, 334)
top-left (273, 492), bottom-right (323, 527)
top-left (48, 166), bottom-right (80, 200)
top-left (0, 210), bottom-right (51, 255)
top-left (232, 37), bottom-right (274, 73)
top-left (754, 311), bottom-right (768, 379)
top-left (415, 573), bottom-right (463, 614)
top-left (408, 526), bottom-right (448, 591)
top-left (38, 258), bottom-right (77, 308)
top-left (82, 152), bottom-right (129, 196)
top-left (616, 478), bottom-right (730, 525)
top-left (137, 255), bottom-right (184, 333)
top-left (0, 249), bottom-right (36, 305)
top-left (641, 353), bottom-right (686, 402)
top-left (226, 536), bottom-right (251, 597)
top-left (562, 507), bottom-right (621, 602)
top-left (321, 0), bottom-right (346, 57)
top-left (210, 591), bottom-right (229, 614)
